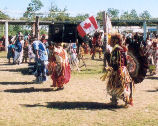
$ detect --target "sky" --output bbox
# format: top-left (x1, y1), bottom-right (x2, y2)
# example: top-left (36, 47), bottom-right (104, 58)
top-left (0, 0), bottom-right (158, 18)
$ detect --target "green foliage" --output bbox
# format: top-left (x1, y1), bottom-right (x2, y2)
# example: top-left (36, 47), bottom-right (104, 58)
top-left (43, 3), bottom-right (89, 22)
top-left (96, 11), bottom-right (103, 21)
top-left (120, 10), bottom-right (151, 20)
top-left (96, 9), bottom-right (120, 21)
top-left (72, 14), bottom-right (89, 22)
top-left (120, 11), bottom-right (131, 20)
top-left (0, 11), bottom-right (9, 19)
top-left (8, 25), bottom-right (30, 36)
top-left (46, 3), bottom-right (70, 21)
top-left (107, 8), bottom-right (119, 19)
top-left (23, 0), bottom-right (43, 19)
top-left (139, 10), bottom-right (151, 20)
top-left (40, 26), bottom-right (48, 35)
top-left (130, 9), bottom-right (139, 20)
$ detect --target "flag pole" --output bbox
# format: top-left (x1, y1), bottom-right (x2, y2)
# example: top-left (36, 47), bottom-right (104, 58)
top-left (102, 11), bottom-right (108, 68)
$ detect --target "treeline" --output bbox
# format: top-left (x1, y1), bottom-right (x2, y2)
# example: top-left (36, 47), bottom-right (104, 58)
top-left (0, 0), bottom-right (155, 21)
top-left (0, 0), bottom-right (157, 36)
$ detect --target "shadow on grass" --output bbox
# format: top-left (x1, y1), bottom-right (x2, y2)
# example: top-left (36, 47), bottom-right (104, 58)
top-left (4, 87), bottom-right (56, 93)
top-left (0, 68), bottom-right (31, 75)
top-left (21, 101), bottom-right (125, 111)
top-left (0, 81), bottom-right (35, 85)
top-left (145, 76), bottom-right (158, 80)
top-left (93, 59), bottom-right (103, 61)
top-left (72, 68), bottom-right (103, 75)
top-left (0, 63), bottom-right (15, 66)
top-left (146, 88), bottom-right (158, 92)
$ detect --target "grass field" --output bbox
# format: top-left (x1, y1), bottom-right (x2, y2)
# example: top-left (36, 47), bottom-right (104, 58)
top-left (0, 51), bottom-right (158, 126)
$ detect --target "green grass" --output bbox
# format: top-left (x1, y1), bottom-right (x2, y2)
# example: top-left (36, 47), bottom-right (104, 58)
top-left (72, 67), bottom-right (103, 75)
top-left (72, 54), bottom-right (104, 77)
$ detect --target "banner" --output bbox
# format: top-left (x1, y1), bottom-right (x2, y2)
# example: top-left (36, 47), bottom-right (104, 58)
top-left (77, 16), bottom-right (98, 37)
top-left (106, 14), bottom-right (112, 34)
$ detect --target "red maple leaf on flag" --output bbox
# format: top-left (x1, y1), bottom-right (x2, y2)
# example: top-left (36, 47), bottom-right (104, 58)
top-left (83, 23), bottom-right (91, 29)
top-left (77, 16), bottom-right (98, 37)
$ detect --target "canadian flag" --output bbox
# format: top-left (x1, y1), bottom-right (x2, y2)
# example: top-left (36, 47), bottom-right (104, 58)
top-left (77, 16), bottom-right (98, 37)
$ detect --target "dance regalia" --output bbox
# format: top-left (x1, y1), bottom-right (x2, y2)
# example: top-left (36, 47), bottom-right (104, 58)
top-left (14, 40), bottom-right (22, 64)
top-left (91, 34), bottom-right (102, 59)
top-left (48, 46), bottom-right (71, 88)
top-left (7, 44), bottom-right (15, 60)
top-left (69, 43), bottom-right (78, 63)
top-left (152, 40), bottom-right (158, 72)
top-left (32, 40), bottom-right (48, 82)
top-left (101, 44), bottom-right (134, 106)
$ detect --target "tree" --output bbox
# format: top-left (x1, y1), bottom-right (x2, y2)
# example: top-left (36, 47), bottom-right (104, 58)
top-left (73, 14), bottom-right (89, 22)
top-left (23, 0), bottom-right (43, 19)
top-left (130, 9), bottom-right (139, 20)
top-left (0, 10), bottom-right (9, 19)
top-left (120, 11), bottom-right (131, 20)
top-left (139, 10), bottom-right (151, 20)
top-left (9, 25), bottom-right (30, 36)
top-left (107, 8), bottom-right (119, 19)
top-left (0, 11), bottom-right (10, 37)
top-left (96, 11), bottom-right (103, 21)
top-left (43, 3), bottom-right (70, 21)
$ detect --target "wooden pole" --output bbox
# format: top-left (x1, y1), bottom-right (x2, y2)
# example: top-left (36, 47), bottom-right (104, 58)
top-left (31, 23), bottom-right (36, 38)
top-left (35, 16), bottom-right (40, 40)
top-left (102, 11), bottom-right (108, 48)
top-left (5, 21), bottom-right (8, 52)
top-left (102, 11), bottom-right (107, 68)
top-left (102, 11), bottom-right (106, 33)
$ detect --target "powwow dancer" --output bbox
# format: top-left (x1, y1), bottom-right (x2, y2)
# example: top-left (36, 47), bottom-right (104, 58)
top-left (13, 36), bottom-right (23, 64)
top-left (28, 39), bottom-right (35, 63)
top-left (101, 33), bottom-right (134, 107)
top-left (156, 40), bottom-right (158, 74)
top-left (22, 40), bottom-right (29, 63)
top-left (91, 31), bottom-right (103, 60)
top-left (78, 42), bottom-right (87, 69)
top-left (69, 43), bottom-right (80, 71)
top-left (152, 38), bottom-right (158, 74)
top-left (145, 39), bottom-right (155, 75)
top-left (32, 38), bottom-right (48, 83)
top-left (7, 41), bottom-right (15, 63)
top-left (48, 43), bottom-right (71, 90)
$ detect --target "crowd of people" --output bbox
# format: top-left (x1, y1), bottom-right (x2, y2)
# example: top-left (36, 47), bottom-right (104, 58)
top-left (125, 32), bottom-right (158, 75)
top-left (5, 32), bottom-right (93, 90)
top-left (7, 33), bottom-right (35, 64)
top-left (2, 30), bottom-right (158, 106)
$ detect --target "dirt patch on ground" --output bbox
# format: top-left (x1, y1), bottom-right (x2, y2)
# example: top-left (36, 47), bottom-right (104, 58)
top-left (0, 54), bottom-right (158, 126)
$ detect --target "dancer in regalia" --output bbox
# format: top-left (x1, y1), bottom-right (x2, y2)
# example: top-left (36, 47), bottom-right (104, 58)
top-left (101, 33), bottom-right (134, 107)
top-left (48, 43), bottom-right (71, 90)
top-left (32, 38), bottom-right (48, 83)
